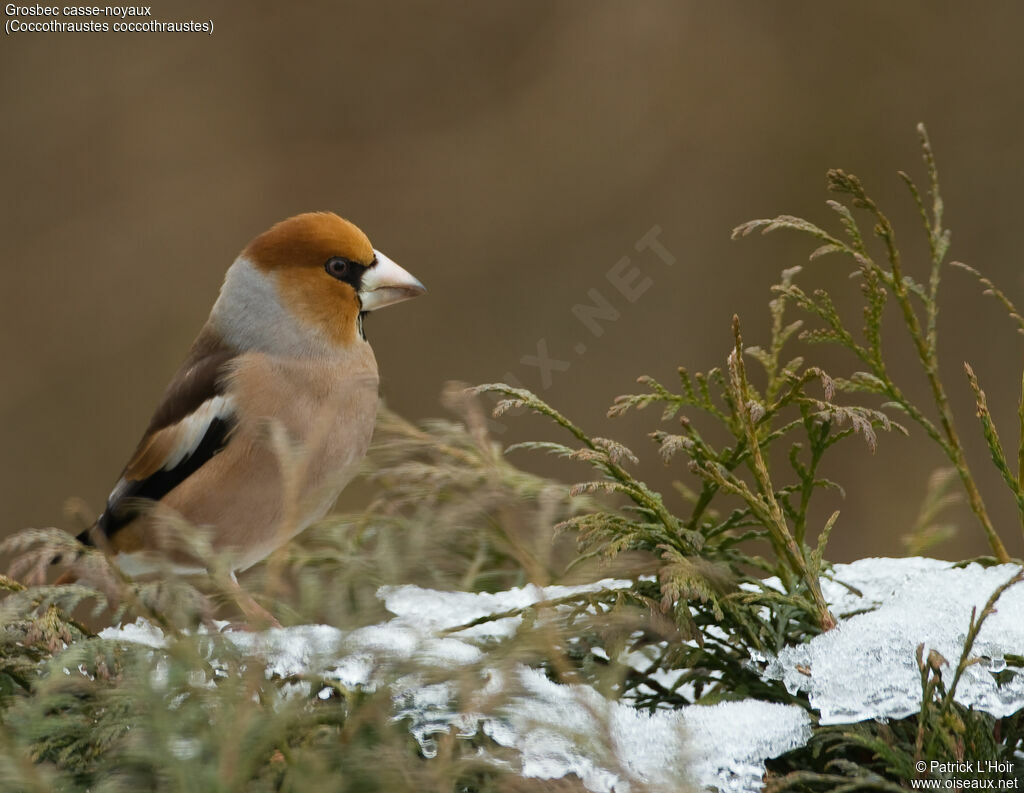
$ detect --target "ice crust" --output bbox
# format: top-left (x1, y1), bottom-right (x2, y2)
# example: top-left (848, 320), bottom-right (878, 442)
top-left (683, 699), bottom-right (812, 793)
top-left (97, 557), bottom-right (1024, 788)
top-left (764, 558), bottom-right (1024, 725)
top-left (100, 575), bottom-right (809, 792)
top-left (476, 671), bottom-right (809, 793)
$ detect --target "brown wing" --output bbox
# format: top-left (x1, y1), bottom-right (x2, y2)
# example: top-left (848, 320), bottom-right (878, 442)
top-left (85, 328), bottom-right (240, 545)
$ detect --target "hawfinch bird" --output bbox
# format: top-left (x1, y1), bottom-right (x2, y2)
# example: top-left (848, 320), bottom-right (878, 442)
top-left (77, 212), bottom-right (425, 577)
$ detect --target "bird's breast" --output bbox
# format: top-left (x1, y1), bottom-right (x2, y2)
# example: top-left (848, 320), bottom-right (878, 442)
top-left (212, 350), bottom-right (380, 563)
top-left (230, 349), bottom-right (379, 462)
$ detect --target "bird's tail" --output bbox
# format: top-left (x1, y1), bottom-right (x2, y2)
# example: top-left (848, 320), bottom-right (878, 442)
top-left (50, 526), bottom-right (96, 584)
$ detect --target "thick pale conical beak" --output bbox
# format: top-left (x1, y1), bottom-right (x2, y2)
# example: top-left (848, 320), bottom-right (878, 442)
top-left (359, 249), bottom-right (427, 311)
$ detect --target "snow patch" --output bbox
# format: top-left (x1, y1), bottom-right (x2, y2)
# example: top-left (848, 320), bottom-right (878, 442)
top-left (105, 560), bottom-right (1024, 789)
top-left (764, 558), bottom-right (1024, 725)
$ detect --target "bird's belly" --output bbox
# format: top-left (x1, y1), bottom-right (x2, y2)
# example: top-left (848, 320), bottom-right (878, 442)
top-left (140, 363), bottom-right (379, 572)
top-left (231, 416), bottom-right (373, 570)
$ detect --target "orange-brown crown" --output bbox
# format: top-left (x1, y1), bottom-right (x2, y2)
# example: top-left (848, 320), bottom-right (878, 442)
top-left (244, 212), bottom-right (375, 272)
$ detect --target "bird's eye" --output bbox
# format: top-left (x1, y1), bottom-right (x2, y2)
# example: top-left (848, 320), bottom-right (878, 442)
top-left (325, 257), bottom-right (352, 280)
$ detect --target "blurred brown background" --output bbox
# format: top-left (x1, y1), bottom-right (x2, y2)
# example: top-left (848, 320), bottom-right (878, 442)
top-left (3, 1), bottom-right (1023, 562)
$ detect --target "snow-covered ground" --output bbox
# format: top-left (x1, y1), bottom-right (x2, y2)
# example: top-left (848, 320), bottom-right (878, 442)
top-left (100, 558), bottom-right (1024, 792)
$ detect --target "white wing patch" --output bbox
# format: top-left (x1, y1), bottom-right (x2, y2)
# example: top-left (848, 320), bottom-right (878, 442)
top-left (163, 394), bottom-right (235, 469)
top-left (106, 393), bottom-right (236, 506)
top-left (106, 476), bottom-right (132, 507)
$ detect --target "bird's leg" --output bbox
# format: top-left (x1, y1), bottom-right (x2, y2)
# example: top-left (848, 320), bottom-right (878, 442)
top-left (225, 571), bottom-right (282, 630)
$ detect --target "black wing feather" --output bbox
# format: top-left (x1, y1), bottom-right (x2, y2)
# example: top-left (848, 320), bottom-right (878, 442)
top-left (90, 416), bottom-right (234, 541)
top-left (81, 329), bottom-right (239, 546)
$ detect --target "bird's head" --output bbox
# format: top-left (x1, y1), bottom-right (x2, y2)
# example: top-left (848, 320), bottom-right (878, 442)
top-left (214, 212), bottom-right (426, 352)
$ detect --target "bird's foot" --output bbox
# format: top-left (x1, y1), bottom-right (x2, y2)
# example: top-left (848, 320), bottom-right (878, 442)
top-left (225, 576), bottom-right (283, 629)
